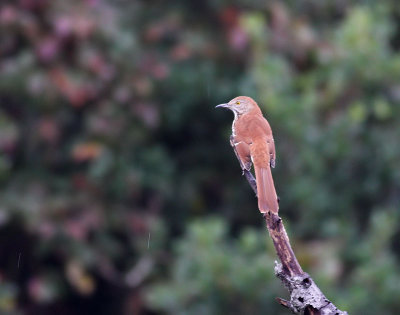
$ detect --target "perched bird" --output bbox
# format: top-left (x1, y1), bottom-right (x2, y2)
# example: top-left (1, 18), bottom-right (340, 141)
top-left (216, 96), bottom-right (279, 214)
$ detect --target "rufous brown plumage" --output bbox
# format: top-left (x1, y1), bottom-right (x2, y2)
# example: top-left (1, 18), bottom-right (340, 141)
top-left (217, 96), bottom-right (279, 214)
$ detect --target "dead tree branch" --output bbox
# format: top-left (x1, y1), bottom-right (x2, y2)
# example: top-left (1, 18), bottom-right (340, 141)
top-left (235, 156), bottom-right (347, 314)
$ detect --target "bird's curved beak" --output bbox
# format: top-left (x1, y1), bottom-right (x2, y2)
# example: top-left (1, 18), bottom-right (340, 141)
top-left (215, 103), bottom-right (229, 109)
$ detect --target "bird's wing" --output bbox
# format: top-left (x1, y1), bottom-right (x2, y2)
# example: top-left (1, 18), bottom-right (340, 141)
top-left (248, 116), bottom-right (276, 168)
top-left (230, 135), bottom-right (252, 171)
top-left (268, 137), bottom-right (276, 168)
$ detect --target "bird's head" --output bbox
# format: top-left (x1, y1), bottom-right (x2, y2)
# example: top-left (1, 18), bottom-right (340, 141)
top-left (216, 96), bottom-right (259, 117)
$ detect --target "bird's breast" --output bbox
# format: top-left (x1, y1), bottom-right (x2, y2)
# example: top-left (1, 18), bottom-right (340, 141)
top-left (233, 116), bottom-right (260, 142)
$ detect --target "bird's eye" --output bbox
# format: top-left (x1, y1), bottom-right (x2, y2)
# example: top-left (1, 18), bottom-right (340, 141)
top-left (235, 101), bottom-right (240, 105)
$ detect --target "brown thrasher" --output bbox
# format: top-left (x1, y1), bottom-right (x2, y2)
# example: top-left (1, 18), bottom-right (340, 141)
top-left (217, 96), bottom-right (279, 214)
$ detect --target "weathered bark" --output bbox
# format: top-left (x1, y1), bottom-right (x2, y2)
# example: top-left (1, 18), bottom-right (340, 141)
top-left (235, 156), bottom-right (347, 314)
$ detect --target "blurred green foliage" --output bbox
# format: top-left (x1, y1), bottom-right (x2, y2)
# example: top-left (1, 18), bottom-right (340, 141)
top-left (147, 218), bottom-right (285, 315)
top-left (1, 0), bottom-right (400, 314)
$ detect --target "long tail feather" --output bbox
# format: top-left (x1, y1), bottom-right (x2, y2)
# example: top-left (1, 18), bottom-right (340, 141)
top-left (254, 165), bottom-right (279, 213)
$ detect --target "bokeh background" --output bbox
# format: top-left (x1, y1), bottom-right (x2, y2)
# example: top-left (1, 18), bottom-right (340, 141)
top-left (1, 0), bottom-right (400, 314)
